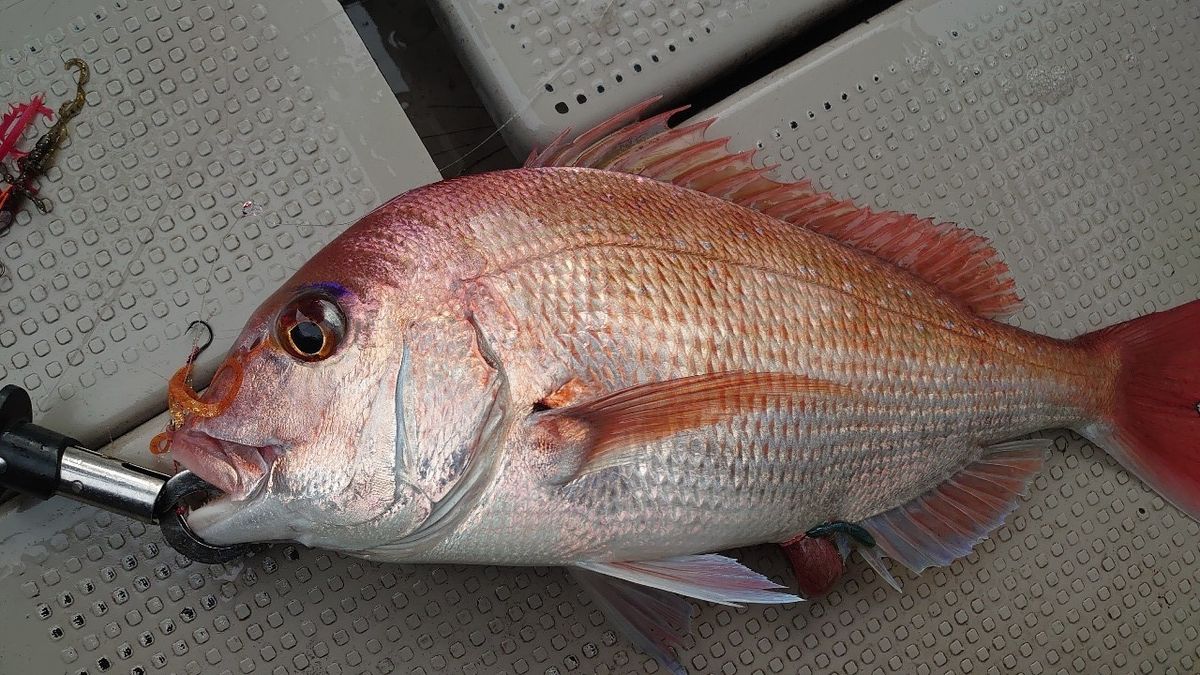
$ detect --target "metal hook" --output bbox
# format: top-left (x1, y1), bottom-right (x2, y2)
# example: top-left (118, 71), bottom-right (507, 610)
top-left (186, 319), bottom-right (215, 357)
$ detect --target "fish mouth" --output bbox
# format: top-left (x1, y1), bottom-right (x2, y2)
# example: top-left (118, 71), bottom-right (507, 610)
top-left (169, 429), bottom-right (281, 501)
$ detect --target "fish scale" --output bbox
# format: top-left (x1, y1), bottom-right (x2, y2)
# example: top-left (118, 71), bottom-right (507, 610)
top-left (398, 168), bottom-right (1110, 564)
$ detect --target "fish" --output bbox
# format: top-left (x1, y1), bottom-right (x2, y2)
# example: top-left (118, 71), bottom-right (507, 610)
top-left (157, 98), bottom-right (1200, 672)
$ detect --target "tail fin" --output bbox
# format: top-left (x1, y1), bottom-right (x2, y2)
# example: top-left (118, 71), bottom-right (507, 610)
top-left (1075, 299), bottom-right (1200, 520)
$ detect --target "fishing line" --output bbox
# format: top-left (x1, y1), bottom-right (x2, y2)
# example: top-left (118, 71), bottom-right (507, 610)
top-left (435, 0), bottom-right (619, 174)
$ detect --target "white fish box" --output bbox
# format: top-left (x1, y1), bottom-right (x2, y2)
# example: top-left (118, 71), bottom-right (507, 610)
top-left (428, 0), bottom-right (853, 156)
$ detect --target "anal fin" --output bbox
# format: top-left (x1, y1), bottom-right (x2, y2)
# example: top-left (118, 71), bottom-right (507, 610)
top-left (860, 438), bottom-right (1049, 573)
top-left (852, 540), bottom-right (903, 593)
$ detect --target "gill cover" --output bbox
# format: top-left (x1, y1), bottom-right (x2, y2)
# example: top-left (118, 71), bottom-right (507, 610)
top-left (368, 314), bottom-right (511, 557)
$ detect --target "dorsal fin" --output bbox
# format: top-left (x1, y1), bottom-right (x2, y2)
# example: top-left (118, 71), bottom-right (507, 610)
top-left (527, 96), bottom-right (1021, 319)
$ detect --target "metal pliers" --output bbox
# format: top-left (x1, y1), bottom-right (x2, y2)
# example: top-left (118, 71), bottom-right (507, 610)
top-left (0, 384), bottom-right (260, 563)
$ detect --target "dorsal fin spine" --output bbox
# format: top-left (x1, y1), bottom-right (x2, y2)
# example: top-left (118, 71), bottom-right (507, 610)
top-left (609, 120), bottom-right (714, 174)
top-left (707, 167), bottom-right (775, 201)
top-left (644, 137), bottom-right (730, 179)
top-left (674, 149), bottom-right (754, 188)
top-left (581, 107), bottom-right (684, 166)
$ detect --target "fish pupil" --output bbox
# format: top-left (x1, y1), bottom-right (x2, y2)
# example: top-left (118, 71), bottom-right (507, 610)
top-left (290, 321), bottom-right (325, 355)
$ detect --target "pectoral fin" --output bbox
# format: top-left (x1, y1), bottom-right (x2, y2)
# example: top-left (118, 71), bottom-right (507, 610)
top-left (531, 371), bottom-right (848, 482)
top-left (574, 554), bottom-right (802, 607)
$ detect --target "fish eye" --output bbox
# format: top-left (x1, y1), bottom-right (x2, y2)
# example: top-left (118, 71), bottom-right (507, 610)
top-left (289, 321), bottom-right (325, 355)
top-left (275, 293), bottom-right (346, 362)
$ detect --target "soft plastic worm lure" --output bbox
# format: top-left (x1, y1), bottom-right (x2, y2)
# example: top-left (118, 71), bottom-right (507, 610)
top-left (0, 59), bottom-right (90, 233)
top-left (151, 321), bottom-right (261, 456)
top-left (0, 94), bottom-right (53, 165)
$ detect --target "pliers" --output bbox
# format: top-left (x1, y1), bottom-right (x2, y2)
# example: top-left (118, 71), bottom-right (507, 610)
top-left (0, 384), bottom-right (261, 563)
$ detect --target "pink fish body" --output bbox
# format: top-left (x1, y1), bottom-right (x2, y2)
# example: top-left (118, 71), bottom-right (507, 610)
top-left (163, 101), bottom-right (1200, 671)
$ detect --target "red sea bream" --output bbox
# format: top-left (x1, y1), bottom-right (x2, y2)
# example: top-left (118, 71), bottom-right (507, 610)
top-left (156, 100), bottom-right (1200, 672)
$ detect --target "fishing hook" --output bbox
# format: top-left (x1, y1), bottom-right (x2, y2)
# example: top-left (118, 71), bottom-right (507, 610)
top-left (186, 319), bottom-right (215, 357)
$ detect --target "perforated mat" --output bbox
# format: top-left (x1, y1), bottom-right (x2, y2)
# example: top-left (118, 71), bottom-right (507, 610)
top-left (2, 0), bottom-right (1200, 673)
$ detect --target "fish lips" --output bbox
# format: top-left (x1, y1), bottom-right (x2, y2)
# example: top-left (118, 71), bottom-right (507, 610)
top-left (169, 428), bottom-right (281, 501)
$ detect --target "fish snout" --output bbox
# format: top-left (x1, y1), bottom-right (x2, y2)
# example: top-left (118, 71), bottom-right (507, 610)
top-left (168, 428), bottom-right (280, 500)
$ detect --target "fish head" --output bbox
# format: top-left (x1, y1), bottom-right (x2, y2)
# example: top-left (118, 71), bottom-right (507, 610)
top-left (165, 203), bottom-right (483, 552)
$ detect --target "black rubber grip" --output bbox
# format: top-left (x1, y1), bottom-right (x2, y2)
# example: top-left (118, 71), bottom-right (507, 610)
top-left (0, 385), bottom-right (79, 500)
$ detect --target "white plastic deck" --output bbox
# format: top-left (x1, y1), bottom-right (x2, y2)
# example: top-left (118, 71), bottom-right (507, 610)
top-left (2, 0), bottom-right (1199, 673)
top-left (427, 0), bottom-right (853, 156)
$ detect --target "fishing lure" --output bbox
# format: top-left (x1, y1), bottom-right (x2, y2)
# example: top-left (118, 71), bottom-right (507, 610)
top-left (0, 94), bottom-right (53, 164)
top-left (0, 59), bottom-right (90, 234)
top-left (151, 320), bottom-right (251, 456)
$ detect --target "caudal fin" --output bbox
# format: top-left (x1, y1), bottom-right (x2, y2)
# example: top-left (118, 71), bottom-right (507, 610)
top-left (1075, 299), bottom-right (1200, 520)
